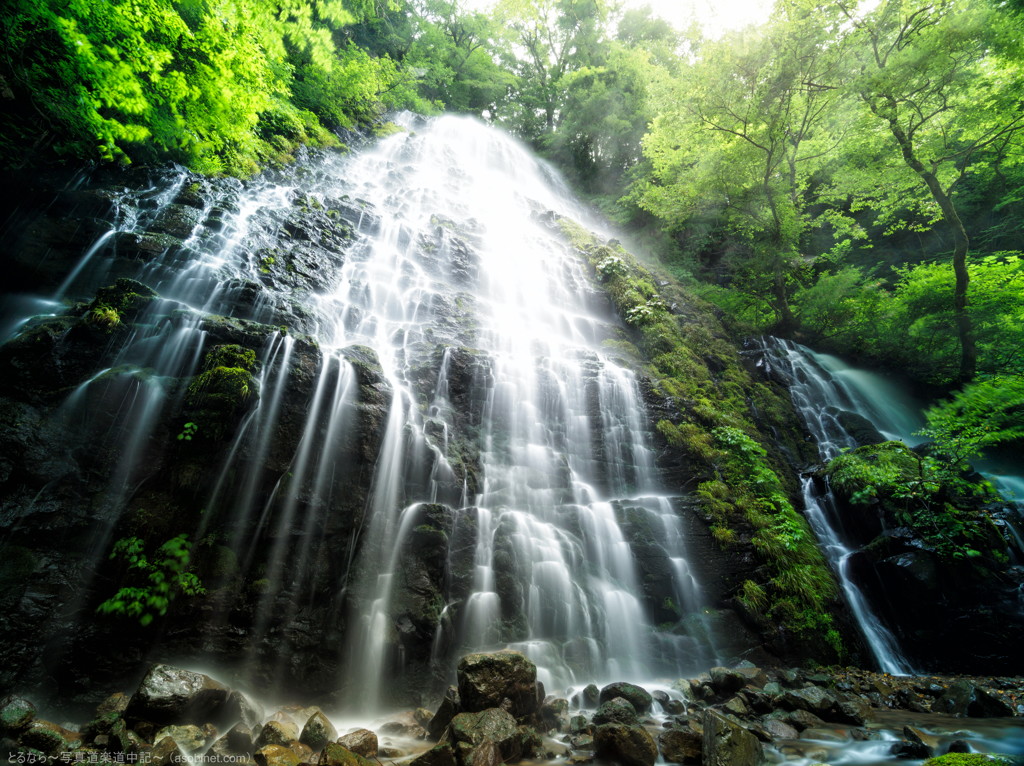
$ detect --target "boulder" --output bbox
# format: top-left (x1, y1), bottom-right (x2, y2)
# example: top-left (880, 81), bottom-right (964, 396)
top-left (658, 728), bottom-right (702, 764)
top-left (151, 736), bottom-right (184, 766)
top-left (409, 742), bottom-right (458, 766)
top-left (300, 710), bottom-right (337, 751)
top-left (599, 682), bottom-right (653, 714)
top-left (582, 684), bottom-right (600, 708)
top-left (891, 740), bottom-right (932, 759)
top-left (761, 719), bottom-right (799, 740)
top-left (20, 720), bottom-right (81, 755)
top-left (255, 744), bottom-right (302, 766)
top-left (702, 709), bottom-right (762, 766)
top-left (255, 720), bottom-right (300, 748)
top-left (96, 694), bottom-right (130, 717)
top-left (539, 698), bottom-right (569, 732)
top-left (0, 697), bottom-right (36, 735)
top-left (457, 652), bottom-right (538, 719)
top-left (594, 723), bottom-right (658, 766)
top-left (449, 709), bottom-right (521, 762)
top-left (323, 743), bottom-right (377, 766)
top-left (153, 724), bottom-right (208, 753)
top-left (708, 668), bottom-right (747, 697)
top-left (428, 687), bottom-right (460, 741)
top-left (338, 728), bottom-right (378, 757)
top-left (125, 664), bottom-right (233, 726)
top-left (593, 698), bottom-right (639, 726)
top-left (781, 687), bottom-right (837, 717)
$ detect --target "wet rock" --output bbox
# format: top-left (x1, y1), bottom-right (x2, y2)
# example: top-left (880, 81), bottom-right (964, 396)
top-left (599, 683), bottom-right (652, 715)
top-left (539, 698), bottom-right (569, 732)
top-left (255, 743), bottom-right (302, 766)
top-left (256, 720), bottom-right (300, 748)
top-left (154, 724), bottom-right (208, 753)
top-left (299, 710), bottom-right (337, 752)
top-left (832, 697), bottom-right (871, 726)
top-left (228, 690), bottom-right (264, 730)
top-left (379, 711), bottom-right (427, 738)
top-left (20, 720), bottom-right (81, 755)
top-left (289, 740), bottom-right (314, 761)
top-left (723, 697), bottom-right (749, 718)
top-left (800, 728), bottom-right (850, 743)
top-left (761, 719), bottom-right (798, 740)
top-left (780, 686), bottom-right (836, 717)
top-left (658, 727), bottom-right (702, 764)
top-left (428, 687), bottom-right (460, 740)
top-left (338, 728), bottom-right (377, 757)
top-left (96, 694), bottom-right (130, 717)
top-left (891, 740), bottom-right (932, 759)
top-left (594, 723), bottom-right (658, 766)
top-left (778, 709), bottom-right (826, 731)
top-left (709, 668), bottom-right (747, 697)
top-left (457, 651), bottom-right (538, 719)
top-left (323, 743), bottom-right (377, 766)
top-left (152, 736), bottom-right (184, 766)
top-left (702, 709), bottom-right (762, 766)
top-left (125, 664), bottom-right (233, 727)
top-left (0, 697), bottom-right (36, 735)
top-left (569, 715), bottom-right (589, 735)
top-left (449, 708), bottom-right (521, 762)
top-left (593, 698), bottom-right (639, 726)
top-left (409, 742), bottom-right (458, 766)
top-left (220, 724), bottom-right (254, 755)
top-left (582, 685), bottom-right (600, 708)
top-left (946, 740), bottom-right (971, 753)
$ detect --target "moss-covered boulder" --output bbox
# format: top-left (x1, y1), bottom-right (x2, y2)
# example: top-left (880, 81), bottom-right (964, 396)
top-left (456, 652), bottom-right (538, 720)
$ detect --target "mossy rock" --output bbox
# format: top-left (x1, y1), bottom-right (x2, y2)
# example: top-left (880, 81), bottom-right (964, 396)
top-left (923, 755), bottom-right (1019, 766)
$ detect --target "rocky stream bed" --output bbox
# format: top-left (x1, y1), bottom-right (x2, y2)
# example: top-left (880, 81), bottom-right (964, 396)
top-left (2, 652), bottom-right (1022, 766)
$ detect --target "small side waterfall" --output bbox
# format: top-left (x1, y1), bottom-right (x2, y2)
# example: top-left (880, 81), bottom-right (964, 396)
top-left (756, 337), bottom-right (915, 675)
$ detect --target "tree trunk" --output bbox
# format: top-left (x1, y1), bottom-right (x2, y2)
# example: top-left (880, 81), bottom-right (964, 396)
top-left (888, 122), bottom-right (977, 382)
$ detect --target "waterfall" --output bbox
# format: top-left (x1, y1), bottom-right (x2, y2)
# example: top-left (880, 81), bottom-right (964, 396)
top-left (756, 337), bottom-right (916, 674)
top-left (1, 114), bottom-right (717, 706)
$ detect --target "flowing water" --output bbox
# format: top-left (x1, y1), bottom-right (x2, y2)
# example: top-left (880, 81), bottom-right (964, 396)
top-left (757, 338), bottom-right (1024, 674)
top-left (755, 338), bottom-right (916, 675)
top-left (3, 115), bottom-right (718, 706)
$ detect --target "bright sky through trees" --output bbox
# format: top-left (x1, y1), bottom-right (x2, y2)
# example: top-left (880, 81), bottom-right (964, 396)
top-left (464, 0), bottom-right (776, 36)
top-left (625, 0), bottom-right (775, 36)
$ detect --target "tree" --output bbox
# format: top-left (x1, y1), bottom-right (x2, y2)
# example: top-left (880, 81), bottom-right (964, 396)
top-left (493, 0), bottom-right (610, 140)
top-left (635, 3), bottom-right (848, 331)
top-left (834, 0), bottom-right (1024, 382)
top-left (406, 0), bottom-right (512, 113)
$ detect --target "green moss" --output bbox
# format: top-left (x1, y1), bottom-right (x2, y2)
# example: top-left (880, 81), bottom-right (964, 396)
top-left (559, 216), bottom-right (844, 658)
top-left (923, 755), bottom-right (1015, 766)
top-left (183, 344), bottom-right (260, 440)
top-left (825, 442), bottom-right (1000, 564)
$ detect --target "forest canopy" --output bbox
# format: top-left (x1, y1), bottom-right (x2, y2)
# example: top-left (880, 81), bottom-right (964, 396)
top-left (1, 0), bottom-right (1022, 438)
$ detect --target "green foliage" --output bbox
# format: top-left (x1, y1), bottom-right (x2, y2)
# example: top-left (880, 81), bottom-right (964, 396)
top-left (920, 375), bottom-right (1024, 465)
top-left (0, 0), bottom-right (398, 174)
top-left (97, 533), bottom-right (205, 625)
top-left (177, 421), bottom-right (199, 441)
top-left (826, 442), bottom-right (997, 563)
top-left (799, 255), bottom-right (1024, 386)
top-left (87, 305), bottom-right (122, 331)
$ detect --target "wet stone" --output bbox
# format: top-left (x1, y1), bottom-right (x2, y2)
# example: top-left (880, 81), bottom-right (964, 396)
top-left (338, 728), bottom-right (378, 757)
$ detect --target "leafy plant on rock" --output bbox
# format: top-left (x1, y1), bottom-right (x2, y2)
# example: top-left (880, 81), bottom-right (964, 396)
top-left (97, 533), bottom-right (205, 626)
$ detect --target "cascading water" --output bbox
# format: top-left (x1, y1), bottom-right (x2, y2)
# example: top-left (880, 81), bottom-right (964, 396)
top-left (1, 115), bottom-right (718, 708)
top-left (755, 337), bottom-right (915, 675)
